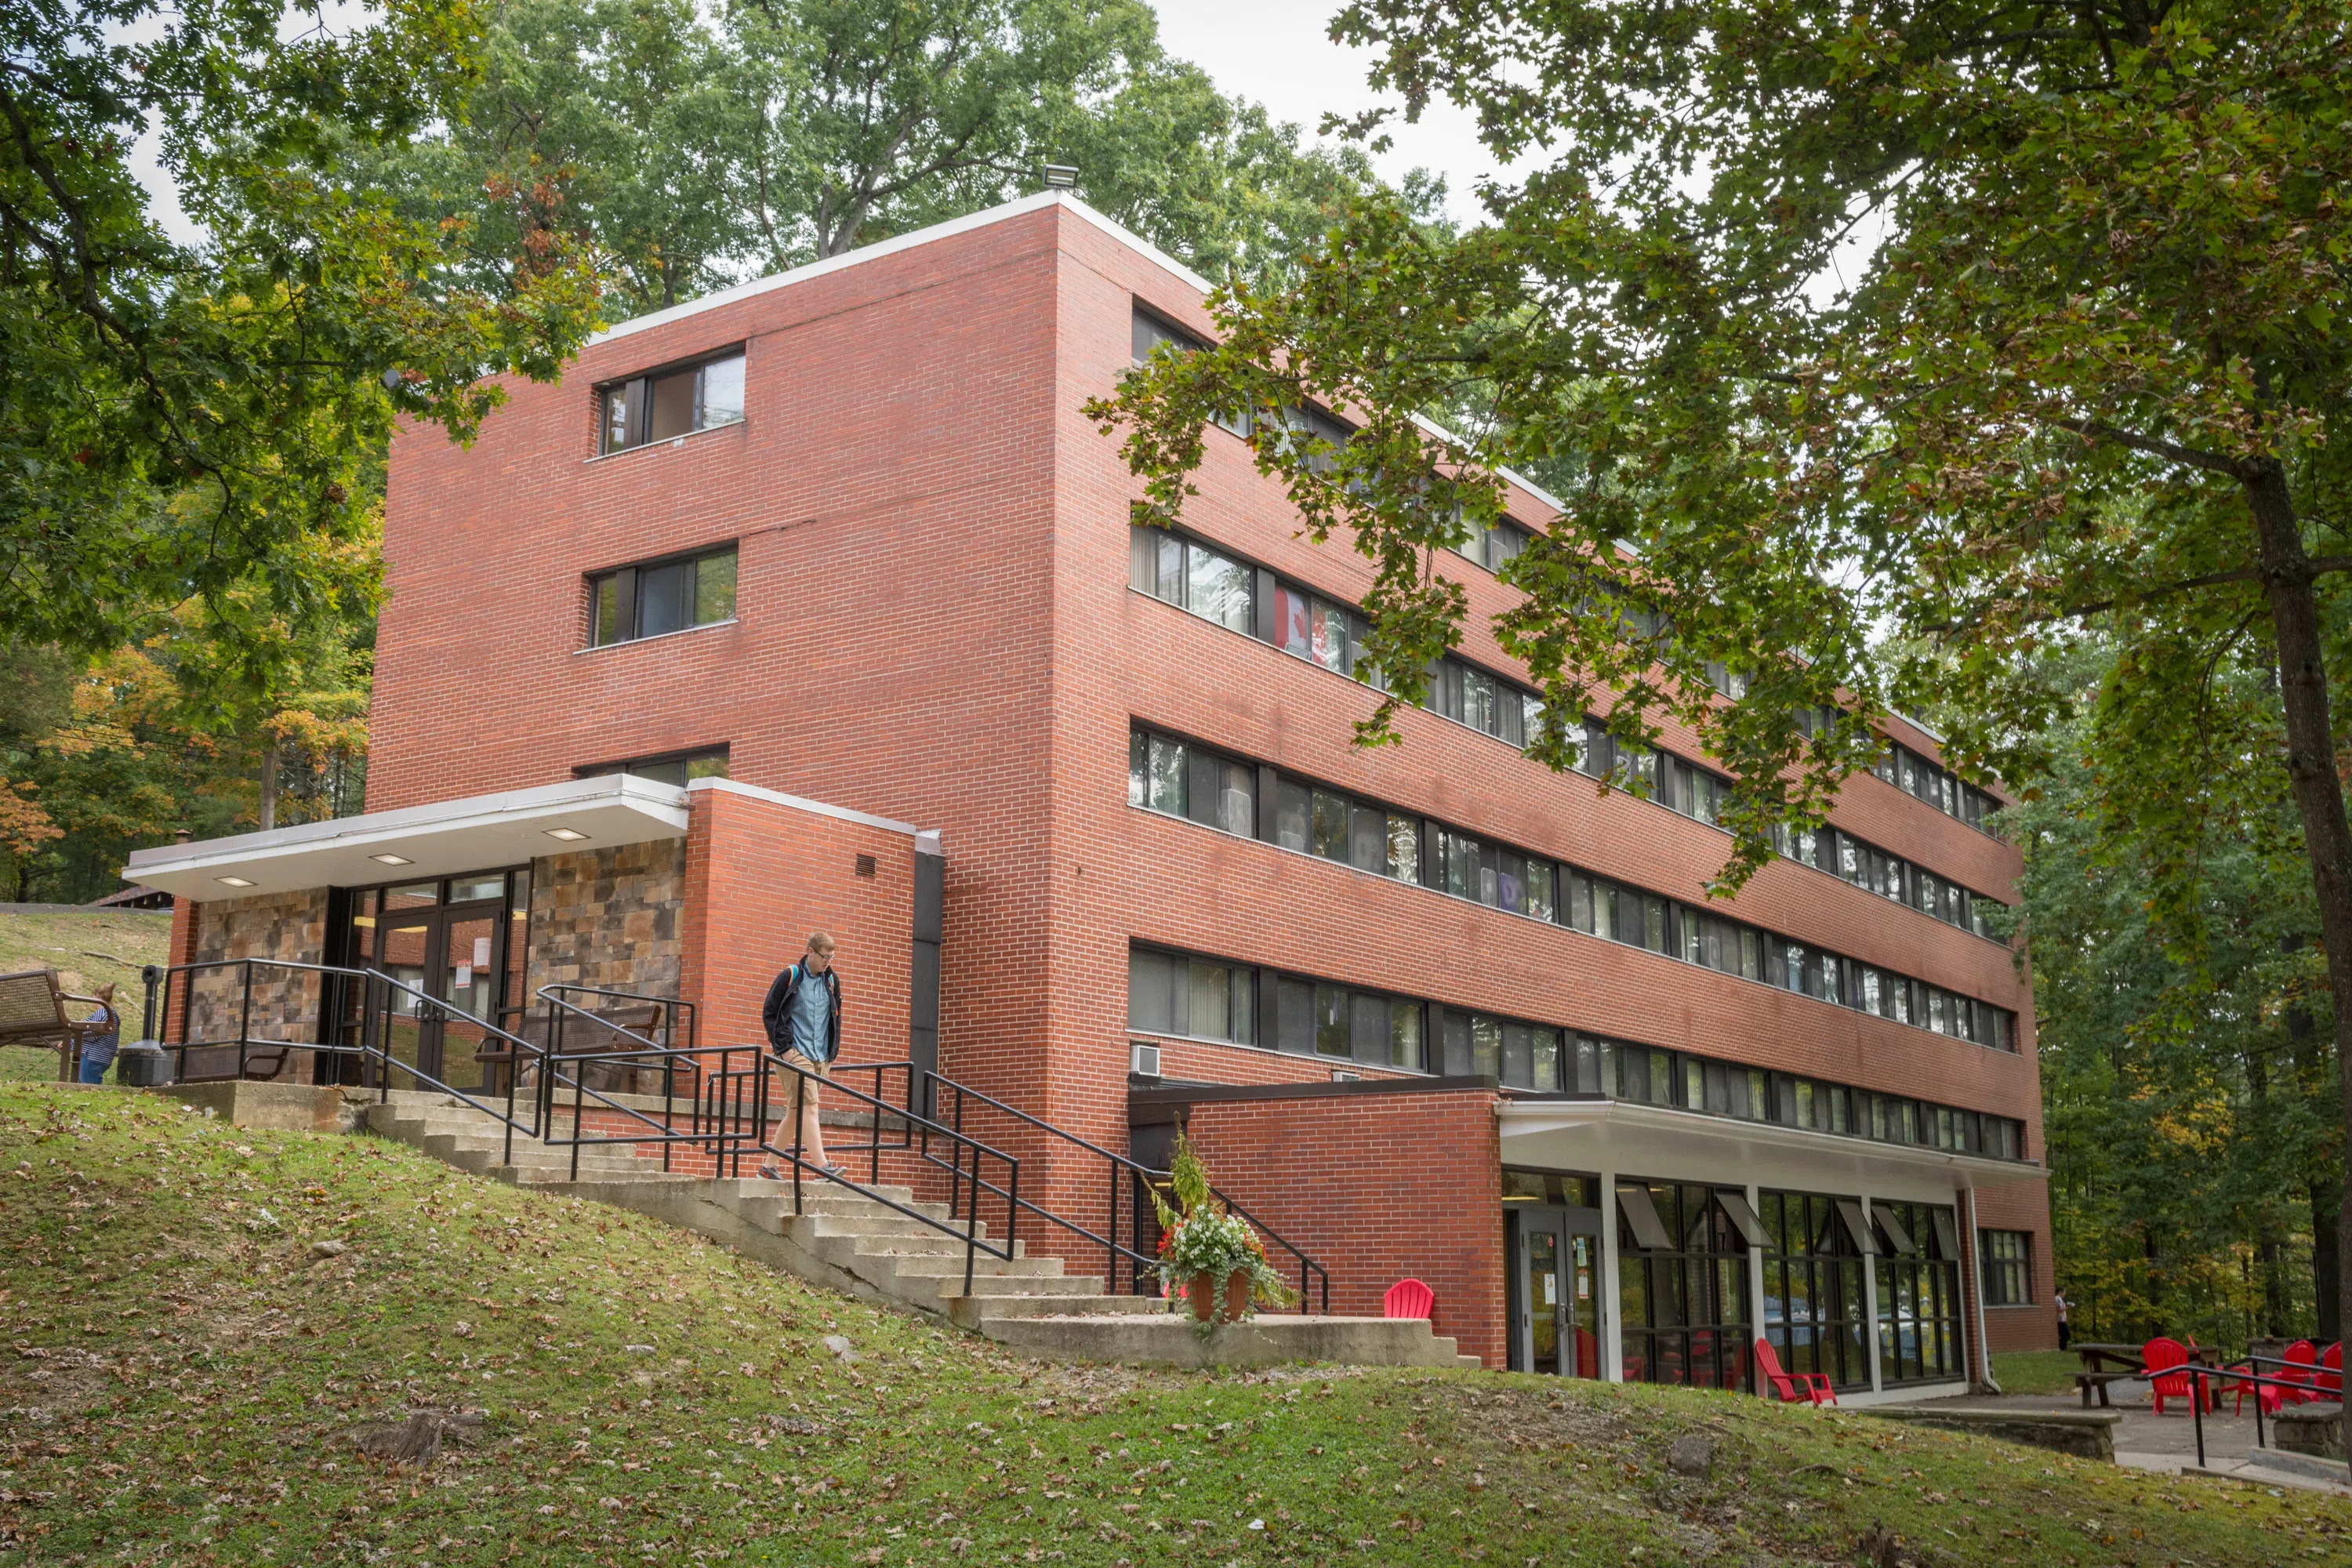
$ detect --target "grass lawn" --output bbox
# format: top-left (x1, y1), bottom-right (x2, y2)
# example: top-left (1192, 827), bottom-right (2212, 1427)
top-left (1993, 1350), bottom-right (2084, 1398)
top-left (2, 1082), bottom-right (2346, 1567)
top-left (0, 910), bottom-right (172, 1085)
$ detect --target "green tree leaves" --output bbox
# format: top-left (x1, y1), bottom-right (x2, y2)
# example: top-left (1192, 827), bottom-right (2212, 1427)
top-left (1, 0), bottom-right (604, 673)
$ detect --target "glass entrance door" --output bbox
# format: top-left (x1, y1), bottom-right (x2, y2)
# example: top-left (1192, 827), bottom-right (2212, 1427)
top-left (1511, 1205), bottom-right (1606, 1378)
top-left (436, 913), bottom-right (499, 1094)
top-left (1515, 1210), bottom-right (1566, 1375)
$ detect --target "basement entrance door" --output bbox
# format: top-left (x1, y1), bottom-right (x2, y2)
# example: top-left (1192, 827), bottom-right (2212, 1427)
top-left (1508, 1204), bottom-right (1604, 1378)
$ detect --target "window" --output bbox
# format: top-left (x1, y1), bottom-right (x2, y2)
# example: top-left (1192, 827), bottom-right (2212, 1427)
top-left (1127, 946), bottom-right (1256, 1046)
top-left (1452, 515), bottom-right (1533, 573)
top-left (1434, 1008), bottom-right (1561, 1090)
top-left (599, 350), bottom-right (746, 454)
top-left (1617, 1182), bottom-right (1755, 1391)
top-left (1427, 657), bottom-right (1526, 744)
top-left (588, 546), bottom-right (737, 646)
top-left (1132, 308), bottom-right (1203, 365)
top-left (1760, 1190), bottom-right (1871, 1391)
top-left (1128, 728), bottom-right (1257, 838)
top-left (1874, 742), bottom-right (2003, 837)
top-left (1275, 583), bottom-right (1374, 680)
top-left (1875, 1200), bottom-right (1965, 1384)
top-left (1980, 1229), bottom-right (2033, 1306)
top-left (577, 747), bottom-right (729, 786)
top-left (1131, 528), bottom-right (1256, 636)
top-left (1272, 976), bottom-right (1422, 1069)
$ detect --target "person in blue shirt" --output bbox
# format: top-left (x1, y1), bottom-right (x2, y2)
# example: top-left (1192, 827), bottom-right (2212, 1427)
top-left (758, 933), bottom-right (844, 1178)
top-left (76, 984), bottom-right (120, 1085)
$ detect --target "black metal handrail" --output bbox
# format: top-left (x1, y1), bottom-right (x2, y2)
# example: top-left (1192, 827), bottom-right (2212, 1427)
top-left (920, 1069), bottom-right (1332, 1312)
top-left (157, 956), bottom-right (546, 1156)
top-left (2186, 1359), bottom-right (2352, 1483)
top-left (532, 985), bottom-right (729, 1177)
top-left (761, 1053), bottom-right (1020, 1297)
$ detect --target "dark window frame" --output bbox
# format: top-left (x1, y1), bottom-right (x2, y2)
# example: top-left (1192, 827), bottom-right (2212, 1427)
top-left (1979, 1229), bottom-right (2034, 1307)
top-left (597, 346), bottom-right (748, 456)
top-left (586, 544), bottom-right (739, 648)
top-left (575, 745), bottom-right (731, 786)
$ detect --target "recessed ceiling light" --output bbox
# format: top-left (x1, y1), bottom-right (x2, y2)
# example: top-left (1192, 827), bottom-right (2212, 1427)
top-left (216, 876), bottom-right (255, 888)
top-left (543, 827), bottom-right (587, 841)
top-left (369, 853), bottom-right (412, 866)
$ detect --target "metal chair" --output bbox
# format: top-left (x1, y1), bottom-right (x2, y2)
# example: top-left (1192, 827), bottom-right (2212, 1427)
top-left (0, 970), bottom-right (119, 1081)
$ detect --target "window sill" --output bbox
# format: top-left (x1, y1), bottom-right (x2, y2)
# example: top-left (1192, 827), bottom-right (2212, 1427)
top-left (1129, 797), bottom-right (2022, 1058)
top-left (584, 417), bottom-right (746, 464)
top-left (575, 619), bottom-right (739, 655)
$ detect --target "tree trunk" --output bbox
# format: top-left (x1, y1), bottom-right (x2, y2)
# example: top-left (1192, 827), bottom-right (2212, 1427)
top-left (2245, 456), bottom-right (2352, 1465)
top-left (2314, 1181), bottom-right (2343, 1342)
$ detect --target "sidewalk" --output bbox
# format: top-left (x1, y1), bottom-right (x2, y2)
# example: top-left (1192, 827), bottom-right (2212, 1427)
top-left (1912, 1388), bottom-right (2352, 1497)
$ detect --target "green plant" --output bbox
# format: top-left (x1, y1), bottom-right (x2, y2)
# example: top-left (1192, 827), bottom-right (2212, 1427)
top-left (1147, 1133), bottom-right (1293, 1324)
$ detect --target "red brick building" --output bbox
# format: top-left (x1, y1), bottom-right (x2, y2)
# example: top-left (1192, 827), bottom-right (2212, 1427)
top-left (128, 191), bottom-right (2052, 1391)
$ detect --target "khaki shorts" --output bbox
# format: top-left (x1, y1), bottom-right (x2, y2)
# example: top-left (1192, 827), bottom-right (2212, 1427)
top-left (782, 1049), bottom-right (829, 1080)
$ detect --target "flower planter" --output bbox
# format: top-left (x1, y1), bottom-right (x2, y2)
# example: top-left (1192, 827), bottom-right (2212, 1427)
top-left (1184, 1271), bottom-right (1252, 1325)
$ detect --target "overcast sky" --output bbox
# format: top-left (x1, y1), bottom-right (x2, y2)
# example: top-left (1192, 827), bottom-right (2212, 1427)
top-left (1145, 0), bottom-right (1510, 223)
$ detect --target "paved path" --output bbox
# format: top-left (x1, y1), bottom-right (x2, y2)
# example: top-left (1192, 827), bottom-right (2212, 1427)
top-left (1912, 1388), bottom-right (2352, 1495)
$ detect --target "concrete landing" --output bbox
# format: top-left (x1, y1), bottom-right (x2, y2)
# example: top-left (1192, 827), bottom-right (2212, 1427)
top-left (980, 1311), bottom-right (1468, 1368)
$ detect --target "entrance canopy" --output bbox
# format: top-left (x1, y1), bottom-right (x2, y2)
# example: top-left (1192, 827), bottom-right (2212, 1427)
top-left (123, 775), bottom-right (691, 900)
top-left (1498, 1096), bottom-right (2042, 1202)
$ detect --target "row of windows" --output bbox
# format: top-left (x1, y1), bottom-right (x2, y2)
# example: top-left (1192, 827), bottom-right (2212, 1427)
top-left (1129, 725), bottom-right (2020, 1053)
top-left (1130, 303), bottom-right (2010, 849)
top-left (1125, 944), bottom-right (2029, 1160)
top-left (1131, 525), bottom-right (2010, 940)
top-left (1875, 741), bottom-right (2002, 833)
top-left (589, 546), bottom-right (737, 647)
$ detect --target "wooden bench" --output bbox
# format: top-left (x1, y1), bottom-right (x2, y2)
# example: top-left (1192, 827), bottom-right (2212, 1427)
top-left (2074, 1370), bottom-right (2140, 1408)
top-left (0, 970), bottom-right (119, 1081)
top-left (499, 1006), bottom-right (683, 1098)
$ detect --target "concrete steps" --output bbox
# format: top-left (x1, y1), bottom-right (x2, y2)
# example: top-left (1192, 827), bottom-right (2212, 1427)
top-left (360, 1092), bottom-right (1468, 1368)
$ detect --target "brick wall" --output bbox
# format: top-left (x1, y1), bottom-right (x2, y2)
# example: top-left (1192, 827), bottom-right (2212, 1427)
top-left (1140, 1083), bottom-right (1507, 1367)
top-left (677, 780), bottom-right (918, 1065)
top-left (1975, 1179), bottom-right (2060, 1353)
top-left (372, 194), bottom-right (2053, 1334)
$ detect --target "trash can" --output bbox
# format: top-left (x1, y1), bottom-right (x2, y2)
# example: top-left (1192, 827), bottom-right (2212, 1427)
top-left (114, 1042), bottom-right (173, 1087)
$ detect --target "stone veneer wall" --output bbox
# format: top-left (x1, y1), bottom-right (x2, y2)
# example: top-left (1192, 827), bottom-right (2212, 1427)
top-left (186, 889), bottom-right (330, 1041)
top-left (525, 840), bottom-right (687, 1000)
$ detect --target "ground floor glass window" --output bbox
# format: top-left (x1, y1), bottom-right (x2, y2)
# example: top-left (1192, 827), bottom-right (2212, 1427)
top-left (1759, 1190), bottom-right (1871, 1390)
top-left (1875, 1200), bottom-right (1964, 1385)
top-left (1617, 1181), bottom-right (1753, 1390)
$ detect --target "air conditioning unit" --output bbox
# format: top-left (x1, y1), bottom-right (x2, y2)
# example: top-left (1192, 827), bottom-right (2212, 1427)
top-left (1130, 1041), bottom-right (1162, 1078)
top-left (1330, 1069), bottom-right (1361, 1083)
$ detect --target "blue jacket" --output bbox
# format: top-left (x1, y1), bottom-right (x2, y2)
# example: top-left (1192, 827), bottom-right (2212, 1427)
top-left (761, 961), bottom-right (841, 1063)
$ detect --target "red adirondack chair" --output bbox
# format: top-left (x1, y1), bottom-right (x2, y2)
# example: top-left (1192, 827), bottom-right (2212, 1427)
top-left (2142, 1337), bottom-right (2206, 1416)
top-left (2317, 1342), bottom-right (2343, 1402)
top-left (1382, 1278), bottom-right (1435, 1320)
top-left (1754, 1336), bottom-right (1837, 1406)
top-left (2228, 1357), bottom-right (2285, 1417)
top-left (2280, 1339), bottom-right (2320, 1406)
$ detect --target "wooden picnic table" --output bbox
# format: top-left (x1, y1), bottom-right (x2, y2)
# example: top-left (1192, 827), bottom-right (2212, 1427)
top-left (2072, 1341), bottom-right (2222, 1409)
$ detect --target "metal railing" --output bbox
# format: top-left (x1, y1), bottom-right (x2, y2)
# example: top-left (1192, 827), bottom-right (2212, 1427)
top-left (157, 958), bottom-right (544, 1153)
top-left (143, 964), bottom-right (1326, 1313)
top-left (2201, 1353), bottom-right (2351, 1482)
top-left (921, 1070), bottom-right (1332, 1312)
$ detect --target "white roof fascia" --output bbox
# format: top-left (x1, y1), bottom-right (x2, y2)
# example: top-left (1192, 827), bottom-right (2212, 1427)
top-left (589, 191), bottom-right (1211, 351)
top-left (122, 775), bottom-right (691, 899)
top-left (687, 777), bottom-right (933, 842)
top-left (1496, 1096), bottom-right (2042, 1190)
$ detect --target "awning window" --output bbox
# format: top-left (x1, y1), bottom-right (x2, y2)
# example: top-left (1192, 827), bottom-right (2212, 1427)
top-left (1835, 1199), bottom-right (1880, 1256)
top-left (1931, 1209), bottom-right (1962, 1260)
top-left (1616, 1183), bottom-right (1675, 1250)
top-left (1874, 1203), bottom-right (1917, 1256)
top-left (1715, 1189), bottom-right (1771, 1250)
